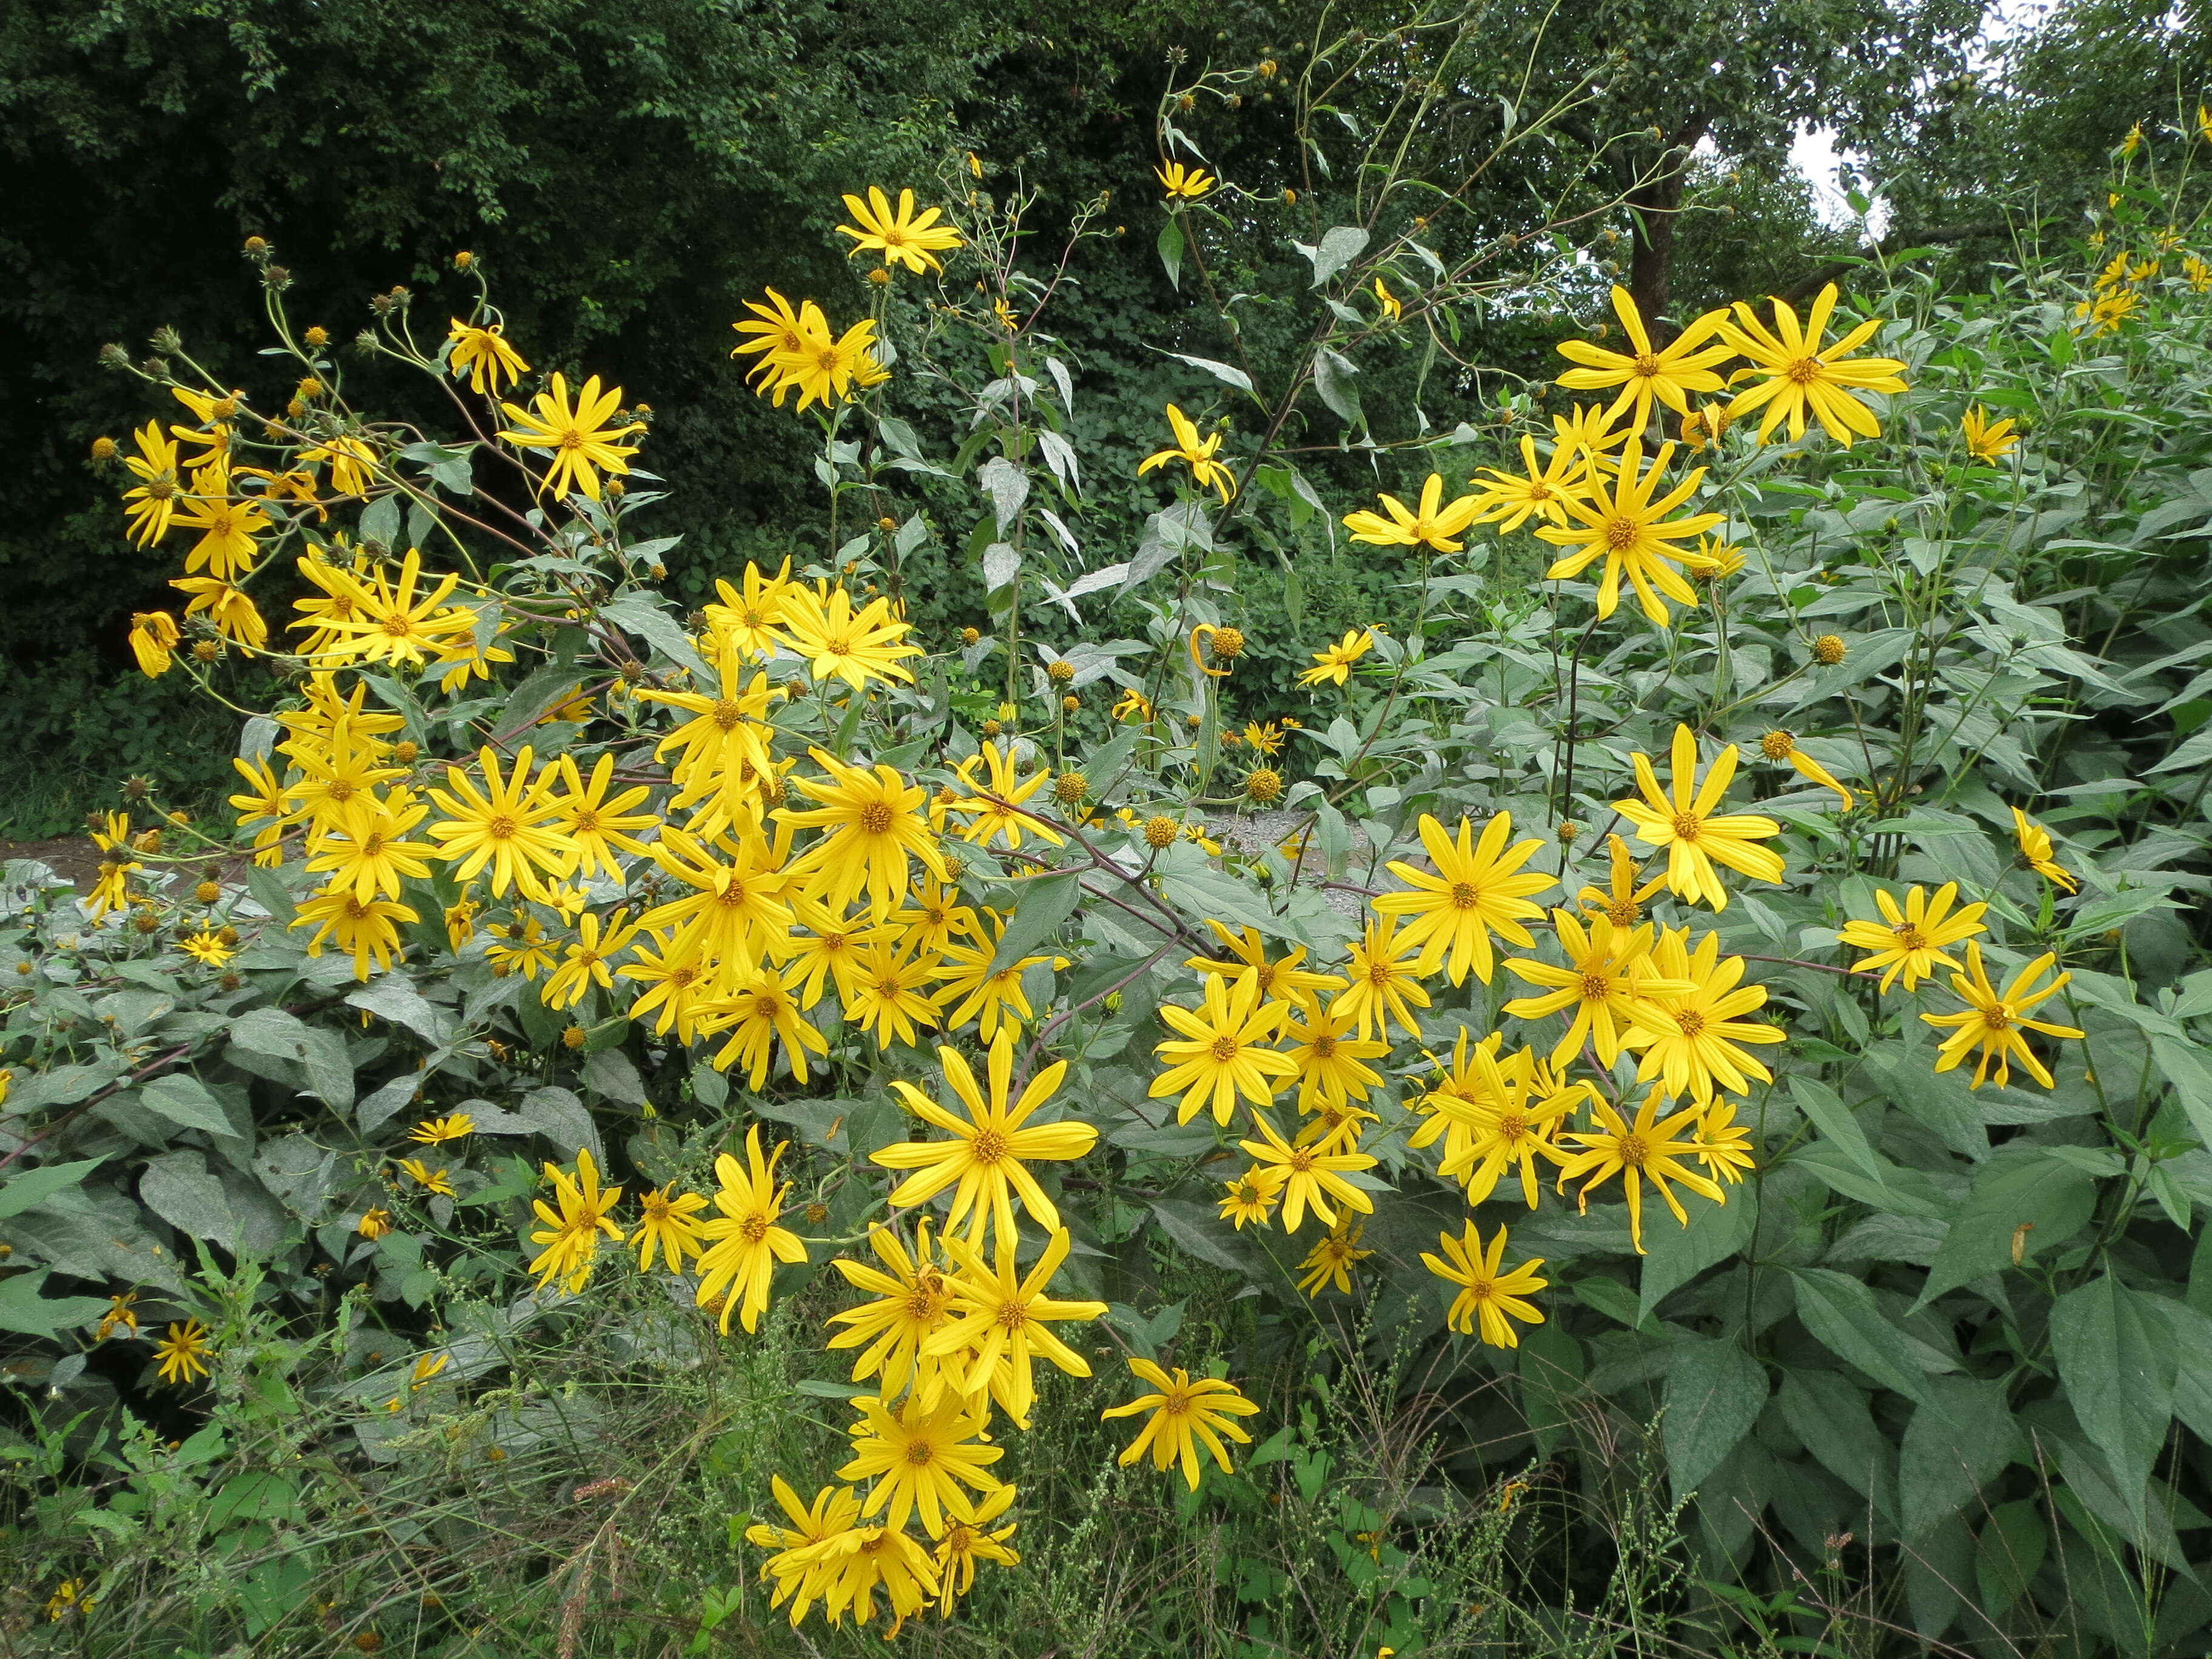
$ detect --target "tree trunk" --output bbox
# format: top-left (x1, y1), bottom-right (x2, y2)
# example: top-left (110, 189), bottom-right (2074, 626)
top-left (1621, 115), bottom-right (1709, 339)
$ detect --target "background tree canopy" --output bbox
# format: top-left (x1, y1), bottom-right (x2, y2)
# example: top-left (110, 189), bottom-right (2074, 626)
top-left (0, 0), bottom-right (2194, 834)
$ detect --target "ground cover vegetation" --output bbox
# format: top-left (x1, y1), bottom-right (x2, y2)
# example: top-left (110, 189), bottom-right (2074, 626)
top-left (5, 2), bottom-right (2212, 1657)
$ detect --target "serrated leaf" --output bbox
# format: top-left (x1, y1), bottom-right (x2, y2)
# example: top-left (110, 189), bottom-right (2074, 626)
top-left (990, 871), bottom-right (1084, 973)
top-left (228, 1008), bottom-right (354, 1111)
top-left (600, 596), bottom-right (708, 678)
top-left (1663, 1338), bottom-right (1768, 1500)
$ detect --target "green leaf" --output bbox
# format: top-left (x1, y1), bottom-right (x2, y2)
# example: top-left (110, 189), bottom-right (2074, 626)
top-left (1974, 1500), bottom-right (2048, 1617)
top-left (1789, 1078), bottom-right (1882, 1179)
top-left (1637, 1188), bottom-right (1754, 1321)
top-left (989, 871), bottom-right (1085, 973)
top-left (1311, 347), bottom-right (1362, 427)
top-left (139, 1150), bottom-right (238, 1250)
top-left (1899, 1376), bottom-right (2019, 1540)
top-left (229, 1007), bottom-right (354, 1111)
top-left (1787, 1267), bottom-right (1952, 1403)
top-left (346, 976), bottom-right (455, 1047)
top-left (1163, 352), bottom-right (1256, 397)
top-left (1158, 865), bottom-right (1290, 942)
top-left (1915, 1146), bottom-right (2096, 1306)
top-left (1776, 1368), bottom-right (1895, 1517)
top-left (580, 1049), bottom-right (648, 1108)
top-left (2048, 1274), bottom-right (2174, 1519)
top-left (1662, 1338), bottom-right (1768, 1501)
top-left (1156, 218), bottom-right (1184, 290)
top-left (0, 1158), bottom-right (106, 1221)
top-left (137, 1074), bottom-right (237, 1138)
top-left (0, 1270), bottom-right (111, 1338)
top-left (1789, 1143), bottom-right (1944, 1217)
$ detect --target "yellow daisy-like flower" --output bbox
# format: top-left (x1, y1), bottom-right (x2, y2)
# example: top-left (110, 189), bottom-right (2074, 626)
top-left (1836, 882), bottom-right (1989, 993)
top-left (1757, 729), bottom-right (1854, 809)
top-left (1612, 724), bottom-right (1785, 910)
top-left (1155, 159), bottom-right (1217, 200)
top-left (1101, 1358), bottom-right (1260, 1490)
top-left (704, 557), bottom-right (798, 655)
top-left (1149, 966), bottom-right (1295, 1125)
top-left (396, 1157), bottom-right (454, 1197)
top-left (629, 1182), bottom-right (709, 1273)
top-left (446, 318), bottom-right (531, 395)
top-left (1185, 920), bottom-right (1342, 1013)
top-left (877, 1028), bottom-right (1098, 1247)
top-left (779, 314), bottom-right (891, 412)
top-left (1622, 927), bottom-right (1785, 1105)
top-left (410, 1113), bottom-right (475, 1146)
top-left (746, 1475), bottom-right (862, 1631)
top-left (1432, 1042), bottom-right (1583, 1208)
top-left (705, 959), bottom-right (833, 1088)
top-left (526, 1148), bottom-right (625, 1293)
top-left (1237, 1110), bottom-right (1377, 1233)
top-left (730, 289), bottom-right (825, 402)
top-left (1695, 1101), bottom-right (1757, 1185)
top-left (694, 1125), bottom-right (809, 1334)
top-left (1299, 628), bottom-right (1375, 687)
top-left (1329, 913), bottom-right (1432, 1041)
top-left (779, 746), bottom-right (948, 917)
top-left (1961, 404), bottom-right (2020, 462)
top-left (1555, 1091), bottom-right (1727, 1253)
top-left (945, 741), bottom-right (1062, 850)
top-left (1553, 286), bottom-right (1734, 429)
top-left (1920, 942), bottom-right (2085, 1090)
top-left (121, 419), bottom-right (183, 548)
top-left (1503, 909), bottom-right (1694, 1068)
top-left (779, 581), bottom-right (922, 691)
top-left (1471, 433), bottom-right (1590, 534)
top-left (836, 186), bottom-right (965, 275)
top-left (496, 372), bottom-right (644, 500)
top-left (2010, 807), bottom-right (2078, 893)
top-left (1372, 275), bottom-right (1403, 321)
top-left (1138, 403), bottom-right (1237, 503)
top-left (1342, 474), bottom-right (1484, 554)
top-left (1372, 810), bottom-right (1553, 987)
top-left (926, 1227), bottom-right (1106, 1429)
top-left (426, 745), bottom-right (577, 904)
top-left (154, 1319), bottom-right (213, 1385)
top-left (1720, 282), bottom-right (1909, 446)
top-left (839, 1390), bottom-right (1005, 1537)
top-left (931, 1483), bottom-right (1021, 1616)
top-left (1281, 1005), bottom-right (1389, 1112)
top-left (1296, 1220), bottom-right (1374, 1296)
top-left (828, 1219), bottom-right (955, 1399)
top-left (1422, 1220), bottom-right (1548, 1347)
top-left (1535, 437), bottom-right (1726, 628)
top-left (1578, 832), bottom-right (1666, 928)
top-left (1217, 1166), bottom-right (1284, 1229)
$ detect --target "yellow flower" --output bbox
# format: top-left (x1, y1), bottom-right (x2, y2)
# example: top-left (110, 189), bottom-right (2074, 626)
top-left (1503, 910), bottom-right (1693, 1068)
top-left (1299, 628), bottom-right (1374, 687)
top-left (1342, 473), bottom-right (1485, 553)
top-left (1756, 729), bottom-right (1854, 809)
top-left (2076, 289), bottom-right (2139, 336)
top-left (549, 752), bottom-right (659, 882)
top-left (2186, 255), bottom-right (2212, 293)
top-left (877, 1028), bottom-right (1098, 1247)
top-left (1150, 967), bottom-right (1295, 1125)
top-left (780, 747), bottom-right (947, 917)
top-left (2011, 807), bottom-right (2078, 893)
top-left (823, 1522), bottom-right (940, 1635)
top-left (410, 1113), bottom-right (475, 1146)
top-left (129, 609), bottom-right (179, 677)
top-left (170, 575), bottom-right (268, 649)
top-left (927, 1227), bottom-right (1106, 1428)
top-left (839, 1390), bottom-right (1005, 1535)
top-left (1471, 433), bottom-right (1589, 534)
top-left (931, 1483), bottom-right (1021, 1615)
top-left (397, 1157), bottom-right (454, 1197)
top-left (828, 1219), bottom-right (955, 1399)
top-left (1555, 286), bottom-right (1734, 428)
top-left (1296, 1220), bottom-right (1374, 1296)
top-left (1113, 686), bottom-right (1156, 722)
top-left (426, 745), bottom-right (577, 904)
top-left (1281, 1006), bottom-right (1389, 1112)
top-left (842, 937), bottom-right (944, 1050)
top-left (779, 581), bottom-right (922, 690)
top-left (1695, 1102), bottom-right (1757, 1185)
top-left (1155, 159), bottom-right (1217, 200)
top-left (748, 1477), bottom-right (865, 1629)
top-left (1138, 403), bottom-right (1237, 503)
top-left (1535, 437), bottom-right (1726, 627)
top-left (1372, 810), bottom-right (1552, 987)
top-left (172, 461), bottom-right (271, 581)
top-left (290, 888), bottom-right (417, 980)
top-left (1237, 1110), bottom-right (1377, 1233)
top-left (705, 960), bottom-right (832, 1088)
top-left (1423, 1220), bottom-right (1547, 1346)
top-left (1187, 922), bottom-right (1342, 1013)
top-left (1429, 1041), bottom-right (1583, 1205)
top-left (1611, 723), bottom-right (1785, 910)
top-left (96, 1292), bottom-right (140, 1341)
top-left (731, 289), bottom-right (826, 402)
top-left (1101, 1357), bottom-right (1260, 1490)
top-left (1372, 275), bottom-right (1402, 321)
top-left (496, 373), bottom-right (644, 500)
top-left (629, 1182), bottom-right (709, 1273)
top-left (121, 420), bottom-right (184, 548)
top-left (1680, 403), bottom-right (1733, 451)
top-left (357, 1206), bottom-right (395, 1239)
top-left (1721, 283), bottom-right (1908, 445)
top-left (1920, 942), bottom-right (2085, 1089)
top-left (945, 741), bottom-right (1062, 850)
top-left (695, 1125), bottom-right (808, 1333)
top-left (527, 1148), bottom-right (625, 1293)
top-left (446, 318), bottom-right (531, 395)
top-left (1217, 1167), bottom-right (1284, 1228)
top-left (1556, 1091), bottom-right (1727, 1253)
top-left (776, 314), bottom-right (890, 412)
top-left (836, 186), bottom-right (966, 275)
top-left (1329, 914), bottom-right (1431, 1041)
top-left (306, 550), bottom-right (478, 668)
top-left (1961, 404), bottom-right (2020, 462)
top-left (1622, 927), bottom-right (1785, 1104)
top-left (705, 556), bottom-right (797, 655)
top-left (2121, 121), bottom-right (2143, 157)
top-left (1836, 882), bottom-right (1989, 993)
top-left (153, 1319), bottom-right (213, 1386)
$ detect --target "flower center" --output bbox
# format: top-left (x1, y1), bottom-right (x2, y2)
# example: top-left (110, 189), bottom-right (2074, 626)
top-left (1579, 971), bottom-right (1610, 1000)
top-left (1982, 1009), bottom-right (2011, 1032)
top-left (1210, 1034), bottom-right (1240, 1062)
top-left (1606, 899), bottom-right (1640, 926)
top-left (859, 802), bottom-right (894, 835)
top-left (1891, 924), bottom-right (1928, 950)
top-left (740, 1213), bottom-right (769, 1242)
top-left (712, 698), bottom-right (743, 730)
top-left (1312, 1034), bottom-right (1338, 1059)
top-left (1618, 1134), bottom-right (1650, 1167)
top-left (905, 1439), bottom-right (936, 1466)
top-left (1287, 1149), bottom-right (1316, 1174)
top-left (1670, 813), bottom-right (1701, 842)
top-left (995, 1302), bottom-right (1028, 1332)
top-left (572, 807), bottom-right (600, 832)
top-left (1675, 1008), bottom-right (1706, 1037)
top-left (1785, 356), bottom-right (1825, 385)
top-left (1450, 881), bottom-right (1481, 910)
top-left (1497, 1113), bottom-right (1526, 1139)
top-left (486, 813), bottom-right (518, 840)
top-left (1632, 353), bottom-right (1661, 377)
top-left (970, 1129), bottom-right (1009, 1165)
top-left (1367, 960), bottom-right (1392, 987)
top-left (1604, 517), bottom-right (1639, 551)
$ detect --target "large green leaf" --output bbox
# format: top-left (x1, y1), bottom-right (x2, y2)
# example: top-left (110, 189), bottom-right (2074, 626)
top-left (1788, 1267), bottom-right (1954, 1404)
top-left (1775, 1368), bottom-right (1896, 1521)
top-left (228, 1007), bottom-right (355, 1111)
top-left (0, 1270), bottom-right (111, 1338)
top-left (2048, 1273), bottom-right (2175, 1519)
top-left (988, 870), bottom-right (1085, 972)
top-left (1637, 1187), bottom-right (1754, 1321)
top-left (1662, 1338), bottom-right (1768, 1501)
top-left (1914, 1146), bottom-right (2096, 1306)
top-left (1899, 1375), bottom-right (2019, 1540)
top-left (0, 1156), bottom-right (106, 1222)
